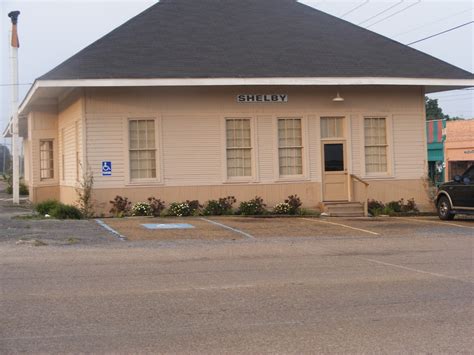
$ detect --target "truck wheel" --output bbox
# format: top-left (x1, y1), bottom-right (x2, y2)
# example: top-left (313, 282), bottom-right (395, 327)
top-left (437, 196), bottom-right (454, 220)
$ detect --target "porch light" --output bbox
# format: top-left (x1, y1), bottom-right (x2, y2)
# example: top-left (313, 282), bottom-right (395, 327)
top-left (333, 92), bottom-right (345, 102)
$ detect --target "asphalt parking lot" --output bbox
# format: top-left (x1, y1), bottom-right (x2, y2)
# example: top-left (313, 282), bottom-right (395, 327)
top-left (100, 215), bottom-right (474, 243)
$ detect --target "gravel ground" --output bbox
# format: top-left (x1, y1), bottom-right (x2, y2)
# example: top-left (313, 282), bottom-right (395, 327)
top-left (0, 182), bottom-right (115, 247)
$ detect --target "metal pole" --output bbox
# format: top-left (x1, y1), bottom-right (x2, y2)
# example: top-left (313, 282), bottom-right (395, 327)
top-left (8, 11), bottom-right (20, 204)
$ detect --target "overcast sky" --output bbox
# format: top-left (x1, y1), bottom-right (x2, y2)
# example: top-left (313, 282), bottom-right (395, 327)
top-left (1, 0), bottom-right (473, 132)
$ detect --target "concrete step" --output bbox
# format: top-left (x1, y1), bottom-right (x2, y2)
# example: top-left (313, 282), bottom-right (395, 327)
top-left (327, 208), bottom-right (364, 214)
top-left (323, 201), bottom-right (365, 217)
top-left (329, 212), bottom-right (366, 217)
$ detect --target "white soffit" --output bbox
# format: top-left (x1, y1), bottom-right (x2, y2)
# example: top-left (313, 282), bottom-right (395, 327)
top-left (19, 77), bottom-right (474, 114)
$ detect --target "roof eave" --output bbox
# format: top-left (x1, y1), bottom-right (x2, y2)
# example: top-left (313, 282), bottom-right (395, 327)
top-left (19, 77), bottom-right (474, 115)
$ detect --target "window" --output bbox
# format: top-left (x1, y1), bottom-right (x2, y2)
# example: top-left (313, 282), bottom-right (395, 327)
top-left (278, 118), bottom-right (303, 176)
top-left (226, 119), bottom-right (252, 177)
top-left (449, 161), bottom-right (474, 180)
top-left (75, 121), bottom-right (80, 181)
top-left (129, 119), bottom-right (157, 180)
top-left (40, 140), bottom-right (54, 180)
top-left (321, 117), bottom-right (344, 138)
top-left (61, 128), bottom-right (65, 180)
top-left (364, 117), bottom-right (388, 173)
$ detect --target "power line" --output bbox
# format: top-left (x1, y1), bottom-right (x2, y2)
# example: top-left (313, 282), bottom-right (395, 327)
top-left (366, 0), bottom-right (421, 28)
top-left (393, 8), bottom-right (472, 37)
top-left (358, 1), bottom-right (404, 26)
top-left (0, 83), bottom-right (33, 87)
top-left (341, 0), bottom-right (370, 18)
top-left (407, 21), bottom-right (474, 45)
top-left (435, 96), bottom-right (474, 102)
top-left (429, 93), bottom-right (474, 99)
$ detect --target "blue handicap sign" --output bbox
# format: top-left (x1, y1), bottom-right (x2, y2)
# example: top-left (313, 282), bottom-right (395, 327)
top-left (102, 161), bottom-right (112, 176)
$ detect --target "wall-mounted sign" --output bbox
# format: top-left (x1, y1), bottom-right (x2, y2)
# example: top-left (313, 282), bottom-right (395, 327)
top-left (102, 161), bottom-right (112, 176)
top-left (464, 149), bottom-right (474, 154)
top-left (237, 94), bottom-right (288, 103)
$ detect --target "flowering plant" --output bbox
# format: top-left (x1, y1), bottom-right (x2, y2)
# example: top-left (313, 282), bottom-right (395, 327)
top-left (131, 202), bottom-right (152, 216)
top-left (273, 202), bottom-right (291, 215)
top-left (237, 196), bottom-right (267, 215)
top-left (168, 202), bottom-right (192, 217)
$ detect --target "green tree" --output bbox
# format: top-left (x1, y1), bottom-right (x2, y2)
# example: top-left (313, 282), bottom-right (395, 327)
top-left (0, 144), bottom-right (12, 174)
top-left (425, 97), bottom-right (450, 121)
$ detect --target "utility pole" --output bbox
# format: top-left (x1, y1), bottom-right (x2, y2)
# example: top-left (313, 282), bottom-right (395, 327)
top-left (8, 11), bottom-right (20, 204)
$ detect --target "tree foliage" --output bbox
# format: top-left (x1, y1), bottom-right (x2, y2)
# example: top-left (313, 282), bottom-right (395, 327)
top-left (0, 144), bottom-right (12, 174)
top-left (425, 97), bottom-right (449, 121)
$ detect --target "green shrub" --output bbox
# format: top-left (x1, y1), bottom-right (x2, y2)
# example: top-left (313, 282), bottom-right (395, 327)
top-left (401, 198), bottom-right (419, 213)
top-left (368, 199), bottom-right (385, 216)
top-left (35, 199), bottom-right (61, 215)
top-left (386, 201), bottom-right (402, 213)
top-left (237, 196), bottom-right (267, 216)
top-left (203, 196), bottom-right (236, 216)
top-left (168, 202), bottom-right (192, 217)
top-left (186, 200), bottom-right (202, 215)
top-left (147, 197), bottom-right (166, 217)
top-left (3, 172), bottom-right (29, 196)
top-left (368, 198), bottom-right (419, 216)
top-left (50, 204), bottom-right (83, 220)
top-left (131, 202), bottom-right (152, 216)
top-left (285, 195), bottom-right (302, 215)
top-left (109, 196), bottom-right (131, 217)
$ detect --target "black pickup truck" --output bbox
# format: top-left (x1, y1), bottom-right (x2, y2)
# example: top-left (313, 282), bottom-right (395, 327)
top-left (436, 165), bottom-right (474, 220)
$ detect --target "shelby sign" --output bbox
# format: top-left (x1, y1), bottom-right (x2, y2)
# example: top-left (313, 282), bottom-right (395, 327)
top-left (237, 94), bottom-right (288, 103)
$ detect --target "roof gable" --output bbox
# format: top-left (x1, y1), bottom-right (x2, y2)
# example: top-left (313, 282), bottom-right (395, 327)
top-left (39, 0), bottom-right (473, 80)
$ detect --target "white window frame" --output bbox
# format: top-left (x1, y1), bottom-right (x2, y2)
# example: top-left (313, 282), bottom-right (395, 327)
top-left (275, 117), bottom-right (307, 180)
top-left (126, 117), bottom-right (161, 184)
top-left (362, 116), bottom-right (394, 178)
top-left (39, 139), bottom-right (54, 181)
top-left (61, 128), bottom-right (65, 182)
top-left (223, 117), bottom-right (256, 182)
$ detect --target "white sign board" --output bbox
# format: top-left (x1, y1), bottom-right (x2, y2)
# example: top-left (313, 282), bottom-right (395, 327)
top-left (237, 94), bottom-right (288, 103)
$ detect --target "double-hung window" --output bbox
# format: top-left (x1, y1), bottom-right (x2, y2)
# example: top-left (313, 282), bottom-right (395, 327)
top-left (226, 118), bottom-right (252, 178)
top-left (364, 117), bottom-right (388, 174)
top-left (278, 118), bottom-right (303, 176)
top-left (40, 140), bottom-right (54, 180)
top-left (129, 119), bottom-right (157, 180)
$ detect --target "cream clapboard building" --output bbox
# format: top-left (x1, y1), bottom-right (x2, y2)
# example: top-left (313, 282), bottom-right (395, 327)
top-left (6, 0), bottom-right (473, 214)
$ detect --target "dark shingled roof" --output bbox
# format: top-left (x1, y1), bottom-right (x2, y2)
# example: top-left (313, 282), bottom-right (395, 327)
top-left (40, 0), bottom-right (473, 80)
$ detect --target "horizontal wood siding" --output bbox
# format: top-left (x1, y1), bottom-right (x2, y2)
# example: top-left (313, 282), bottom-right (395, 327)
top-left (86, 116), bottom-right (125, 188)
top-left (393, 114), bottom-right (426, 179)
top-left (28, 110), bottom-right (58, 186)
top-left (58, 94), bottom-right (83, 187)
top-left (256, 116), bottom-right (274, 181)
top-left (350, 114), bottom-right (362, 176)
top-left (163, 116), bottom-right (222, 185)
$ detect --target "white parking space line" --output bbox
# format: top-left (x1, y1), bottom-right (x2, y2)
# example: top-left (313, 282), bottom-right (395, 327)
top-left (201, 218), bottom-right (256, 240)
top-left (95, 219), bottom-right (128, 241)
top-left (398, 217), bottom-right (474, 230)
top-left (301, 218), bottom-right (380, 236)
top-left (358, 256), bottom-right (472, 284)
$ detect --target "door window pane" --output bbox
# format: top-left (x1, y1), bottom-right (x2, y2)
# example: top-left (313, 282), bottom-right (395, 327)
top-left (324, 144), bottom-right (344, 172)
